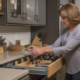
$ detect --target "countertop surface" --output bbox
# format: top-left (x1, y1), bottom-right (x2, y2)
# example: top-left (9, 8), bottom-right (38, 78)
top-left (0, 68), bottom-right (29, 80)
top-left (0, 50), bottom-right (31, 65)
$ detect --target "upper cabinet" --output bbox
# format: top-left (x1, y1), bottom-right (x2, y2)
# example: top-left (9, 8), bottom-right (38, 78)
top-left (0, 0), bottom-right (46, 26)
top-left (24, 0), bottom-right (37, 24)
top-left (7, 0), bottom-right (24, 24)
top-left (24, 0), bottom-right (46, 25)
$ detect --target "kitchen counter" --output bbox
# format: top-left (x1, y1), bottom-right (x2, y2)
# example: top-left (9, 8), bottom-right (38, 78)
top-left (0, 68), bottom-right (29, 80)
top-left (0, 50), bottom-right (30, 65)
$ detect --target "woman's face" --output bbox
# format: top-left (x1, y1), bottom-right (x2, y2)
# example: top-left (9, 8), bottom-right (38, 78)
top-left (60, 15), bottom-right (71, 26)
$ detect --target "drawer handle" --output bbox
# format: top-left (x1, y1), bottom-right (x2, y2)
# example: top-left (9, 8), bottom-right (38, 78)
top-left (25, 13), bottom-right (27, 20)
top-left (22, 12), bottom-right (24, 19)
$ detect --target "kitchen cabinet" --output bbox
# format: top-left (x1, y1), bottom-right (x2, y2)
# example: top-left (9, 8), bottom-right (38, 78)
top-left (1, 0), bottom-right (46, 26)
top-left (24, 0), bottom-right (46, 25)
top-left (0, 51), bottom-right (65, 80)
top-left (7, 0), bottom-right (24, 24)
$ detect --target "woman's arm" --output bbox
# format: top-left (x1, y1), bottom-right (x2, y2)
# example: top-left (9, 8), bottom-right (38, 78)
top-left (27, 27), bottom-right (68, 58)
top-left (44, 33), bottom-right (63, 54)
top-left (52, 29), bottom-right (80, 56)
top-left (45, 34), bottom-right (62, 48)
top-left (41, 28), bottom-right (80, 56)
top-left (27, 31), bottom-right (64, 58)
top-left (45, 27), bottom-right (68, 48)
top-left (27, 46), bottom-right (53, 58)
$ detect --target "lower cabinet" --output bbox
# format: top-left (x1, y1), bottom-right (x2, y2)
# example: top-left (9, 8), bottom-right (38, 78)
top-left (55, 73), bottom-right (61, 80)
top-left (5, 56), bottom-right (64, 78)
top-left (0, 56), bottom-right (66, 80)
top-left (60, 65), bottom-right (66, 80)
top-left (19, 75), bottom-right (42, 80)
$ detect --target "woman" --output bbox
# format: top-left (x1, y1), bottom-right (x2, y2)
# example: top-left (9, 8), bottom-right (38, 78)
top-left (27, 3), bottom-right (80, 80)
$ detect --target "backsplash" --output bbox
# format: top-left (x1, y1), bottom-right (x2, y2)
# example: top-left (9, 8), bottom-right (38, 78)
top-left (0, 25), bottom-right (31, 46)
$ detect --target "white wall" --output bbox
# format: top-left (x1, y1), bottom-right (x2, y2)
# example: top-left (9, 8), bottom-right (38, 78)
top-left (0, 26), bottom-right (31, 46)
top-left (75, 0), bottom-right (80, 11)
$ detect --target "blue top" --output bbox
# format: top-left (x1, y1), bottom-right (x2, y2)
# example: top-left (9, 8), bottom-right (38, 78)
top-left (45, 25), bottom-right (80, 74)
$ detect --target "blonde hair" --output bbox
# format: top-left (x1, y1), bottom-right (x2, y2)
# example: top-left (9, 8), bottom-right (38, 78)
top-left (58, 3), bottom-right (80, 25)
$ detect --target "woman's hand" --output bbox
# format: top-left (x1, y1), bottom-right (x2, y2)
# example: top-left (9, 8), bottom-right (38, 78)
top-left (27, 45), bottom-right (46, 58)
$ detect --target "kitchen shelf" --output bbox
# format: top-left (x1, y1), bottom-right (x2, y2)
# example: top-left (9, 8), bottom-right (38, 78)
top-left (0, 12), bottom-right (4, 16)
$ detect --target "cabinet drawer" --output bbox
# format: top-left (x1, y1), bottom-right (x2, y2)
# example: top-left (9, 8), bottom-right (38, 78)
top-left (47, 57), bottom-right (65, 78)
top-left (6, 57), bottom-right (65, 78)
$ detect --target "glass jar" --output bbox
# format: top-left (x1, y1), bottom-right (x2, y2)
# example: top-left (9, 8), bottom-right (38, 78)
top-left (0, 0), bottom-right (2, 11)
